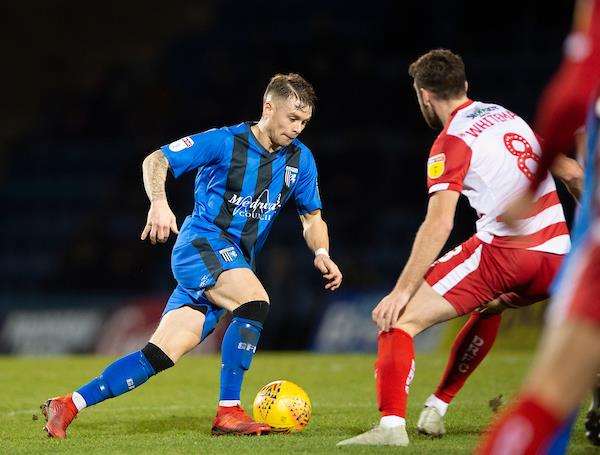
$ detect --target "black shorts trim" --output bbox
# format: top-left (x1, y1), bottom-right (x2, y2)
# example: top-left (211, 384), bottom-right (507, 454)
top-left (192, 237), bottom-right (223, 281)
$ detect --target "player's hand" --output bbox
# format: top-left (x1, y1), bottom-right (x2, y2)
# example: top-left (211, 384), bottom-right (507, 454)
top-left (501, 190), bottom-right (535, 229)
top-left (478, 298), bottom-right (508, 316)
top-left (372, 291), bottom-right (410, 332)
top-left (314, 254), bottom-right (342, 291)
top-left (140, 199), bottom-right (179, 245)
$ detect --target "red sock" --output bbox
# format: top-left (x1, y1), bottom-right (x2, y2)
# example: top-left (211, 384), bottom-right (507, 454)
top-left (477, 395), bottom-right (562, 454)
top-left (434, 311), bottom-right (501, 403)
top-left (375, 328), bottom-right (415, 418)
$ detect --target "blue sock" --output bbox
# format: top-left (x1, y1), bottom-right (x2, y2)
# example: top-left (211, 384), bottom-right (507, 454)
top-left (547, 411), bottom-right (578, 454)
top-left (219, 317), bottom-right (262, 401)
top-left (76, 350), bottom-right (156, 407)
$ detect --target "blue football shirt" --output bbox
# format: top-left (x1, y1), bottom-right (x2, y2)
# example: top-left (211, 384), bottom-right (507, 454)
top-left (160, 122), bottom-right (322, 265)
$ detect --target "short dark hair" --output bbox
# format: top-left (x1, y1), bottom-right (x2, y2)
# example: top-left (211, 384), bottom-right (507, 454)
top-left (264, 73), bottom-right (317, 110)
top-left (408, 49), bottom-right (467, 100)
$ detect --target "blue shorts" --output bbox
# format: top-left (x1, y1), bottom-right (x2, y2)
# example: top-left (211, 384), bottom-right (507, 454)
top-left (163, 217), bottom-right (252, 341)
top-left (162, 285), bottom-right (227, 342)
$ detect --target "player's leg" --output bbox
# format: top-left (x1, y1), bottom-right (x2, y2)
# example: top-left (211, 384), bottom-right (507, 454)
top-left (337, 282), bottom-right (458, 446)
top-left (548, 411), bottom-right (578, 454)
top-left (417, 239), bottom-right (502, 436)
top-left (419, 292), bottom-right (532, 435)
top-left (432, 311), bottom-right (502, 405)
top-left (518, 324), bottom-right (600, 421)
top-left (338, 238), bottom-right (516, 446)
top-left (42, 286), bottom-right (207, 438)
top-left (424, 245), bottom-right (563, 440)
top-left (418, 308), bottom-right (502, 436)
top-left (203, 267), bottom-right (271, 435)
top-left (478, 241), bottom-right (600, 454)
top-left (377, 282), bottom-right (458, 418)
top-left (478, 321), bottom-right (600, 454)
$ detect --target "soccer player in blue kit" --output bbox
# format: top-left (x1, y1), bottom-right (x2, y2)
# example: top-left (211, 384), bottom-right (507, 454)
top-left (41, 73), bottom-right (343, 438)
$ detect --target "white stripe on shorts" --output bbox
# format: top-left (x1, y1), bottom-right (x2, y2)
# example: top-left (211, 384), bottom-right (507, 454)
top-left (432, 245), bottom-right (483, 295)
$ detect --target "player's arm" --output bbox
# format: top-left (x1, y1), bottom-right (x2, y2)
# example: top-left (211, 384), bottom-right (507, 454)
top-left (505, 151), bottom-right (585, 226)
top-left (507, 0), bottom-right (600, 225)
top-left (530, 0), bottom-right (600, 191)
top-left (551, 153), bottom-right (584, 201)
top-left (294, 149), bottom-right (341, 291)
top-left (300, 210), bottom-right (342, 291)
top-left (140, 129), bottom-right (224, 244)
top-left (372, 190), bottom-right (459, 331)
top-left (140, 150), bottom-right (179, 245)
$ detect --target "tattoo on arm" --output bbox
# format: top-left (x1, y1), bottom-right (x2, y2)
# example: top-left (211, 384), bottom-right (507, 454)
top-left (143, 150), bottom-right (169, 202)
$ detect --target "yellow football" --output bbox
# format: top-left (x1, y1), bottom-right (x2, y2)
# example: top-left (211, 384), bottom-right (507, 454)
top-left (252, 380), bottom-right (312, 433)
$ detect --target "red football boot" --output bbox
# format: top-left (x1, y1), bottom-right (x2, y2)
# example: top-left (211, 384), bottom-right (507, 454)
top-left (41, 394), bottom-right (78, 438)
top-left (211, 405), bottom-right (271, 436)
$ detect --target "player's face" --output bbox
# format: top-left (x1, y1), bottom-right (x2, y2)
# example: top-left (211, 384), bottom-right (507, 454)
top-left (267, 97), bottom-right (312, 147)
top-left (414, 84), bottom-right (443, 129)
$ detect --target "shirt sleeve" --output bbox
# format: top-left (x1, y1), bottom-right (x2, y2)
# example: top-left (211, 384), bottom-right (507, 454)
top-left (294, 150), bottom-right (323, 215)
top-left (160, 128), bottom-right (225, 178)
top-left (531, 0), bottom-right (600, 191)
top-left (426, 134), bottom-right (472, 194)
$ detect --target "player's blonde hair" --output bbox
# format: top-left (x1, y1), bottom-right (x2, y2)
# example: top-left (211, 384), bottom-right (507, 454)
top-left (263, 73), bottom-right (317, 110)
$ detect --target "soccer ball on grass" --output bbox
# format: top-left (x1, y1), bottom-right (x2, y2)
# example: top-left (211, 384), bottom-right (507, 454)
top-left (252, 380), bottom-right (311, 433)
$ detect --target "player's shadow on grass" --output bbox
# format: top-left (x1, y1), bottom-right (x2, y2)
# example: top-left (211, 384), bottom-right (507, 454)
top-left (413, 425), bottom-right (482, 438)
top-left (318, 422), bottom-right (377, 435)
top-left (444, 429), bottom-right (483, 437)
top-left (79, 415), bottom-right (214, 435)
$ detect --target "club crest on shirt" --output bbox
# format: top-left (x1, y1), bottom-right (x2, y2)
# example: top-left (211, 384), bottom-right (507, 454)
top-left (285, 166), bottom-right (299, 188)
top-left (218, 247), bottom-right (238, 263)
top-left (168, 136), bottom-right (194, 152)
top-left (427, 153), bottom-right (446, 179)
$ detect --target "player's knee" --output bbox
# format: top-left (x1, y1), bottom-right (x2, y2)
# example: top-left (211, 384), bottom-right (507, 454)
top-left (244, 279), bottom-right (270, 304)
top-left (150, 308), bottom-right (205, 361)
top-left (392, 314), bottom-right (426, 337)
top-left (141, 342), bottom-right (175, 373)
top-left (250, 288), bottom-right (269, 304)
top-left (232, 300), bottom-right (270, 326)
top-left (152, 330), bottom-right (202, 362)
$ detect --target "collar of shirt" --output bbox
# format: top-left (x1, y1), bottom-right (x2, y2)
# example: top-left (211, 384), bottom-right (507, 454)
top-left (246, 121), bottom-right (289, 157)
top-left (450, 99), bottom-right (475, 118)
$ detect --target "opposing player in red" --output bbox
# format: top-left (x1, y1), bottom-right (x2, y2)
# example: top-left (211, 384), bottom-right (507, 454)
top-left (478, 0), bottom-right (600, 452)
top-left (417, 151), bottom-right (583, 437)
top-left (338, 49), bottom-right (574, 447)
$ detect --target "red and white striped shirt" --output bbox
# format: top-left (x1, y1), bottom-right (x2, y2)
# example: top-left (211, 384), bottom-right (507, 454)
top-left (426, 99), bottom-right (570, 255)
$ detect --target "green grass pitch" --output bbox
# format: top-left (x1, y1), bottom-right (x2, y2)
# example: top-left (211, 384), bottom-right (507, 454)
top-left (0, 351), bottom-right (593, 453)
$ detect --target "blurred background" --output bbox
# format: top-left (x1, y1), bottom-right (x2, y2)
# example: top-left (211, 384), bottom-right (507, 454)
top-left (0, 0), bottom-right (577, 355)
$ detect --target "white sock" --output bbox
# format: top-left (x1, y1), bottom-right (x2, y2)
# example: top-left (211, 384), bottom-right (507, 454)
top-left (425, 394), bottom-right (449, 417)
top-left (379, 415), bottom-right (405, 428)
top-left (219, 400), bottom-right (241, 407)
top-left (71, 392), bottom-right (87, 411)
